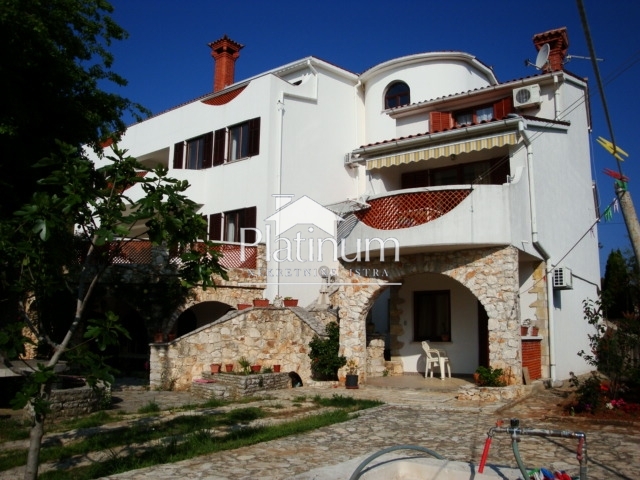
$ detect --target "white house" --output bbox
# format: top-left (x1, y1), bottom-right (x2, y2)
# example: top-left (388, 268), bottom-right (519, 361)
top-left (90, 29), bottom-right (600, 385)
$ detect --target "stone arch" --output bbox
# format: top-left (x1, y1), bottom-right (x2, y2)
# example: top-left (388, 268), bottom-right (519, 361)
top-left (334, 246), bottom-right (521, 384)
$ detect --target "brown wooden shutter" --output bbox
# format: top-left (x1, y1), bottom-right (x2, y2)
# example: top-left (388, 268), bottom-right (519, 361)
top-left (213, 128), bottom-right (226, 166)
top-left (202, 132), bottom-right (214, 168)
top-left (429, 112), bottom-right (453, 133)
top-left (208, 213), bottom-right (222, 241)
top-left (173, 142), bottom-right (184, 169)
top-left (493, 97), bottom-right (513, 120)
top-left (248, 117), bottom-right (260, 156)
top-left (242, 206), bottom-right (257, 244)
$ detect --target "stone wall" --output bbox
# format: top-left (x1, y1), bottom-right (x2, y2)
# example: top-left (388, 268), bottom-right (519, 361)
top-left (191, 372), bottom-right (291, 400)
top-left (150, 306), bottom-right (330, 391)
top-left (26, 378), bottom-right (110, 420)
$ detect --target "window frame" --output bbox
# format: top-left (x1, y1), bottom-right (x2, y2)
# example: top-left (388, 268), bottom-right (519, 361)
top-left (384, 81), bottom-right (411, 109)
top-left (208, 206), bottom-right (257, 244)
top-left (413, 290), bottom-right (451, 342)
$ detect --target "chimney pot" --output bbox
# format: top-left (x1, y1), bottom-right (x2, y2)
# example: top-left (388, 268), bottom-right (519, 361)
top-left (532, 27), bottom-right (569, 73)
top-left (208, 34), bottom-right (244, 92)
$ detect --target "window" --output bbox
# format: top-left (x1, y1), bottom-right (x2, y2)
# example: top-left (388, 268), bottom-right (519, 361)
top-left (208, 206), bottom-right (257, 243)
top-left (385, 82), bottom-right (410, 109)
top-left (214, 117), bottom-right (261, 165)
top-left (430, 97), bottom-right (513, 133)
top-left (414, 291), bottom-right (450, 342)
top-left (454, 105), bottom-right (495, 126)
top-left (173, 132), bottom-right (213, 170)
top-left (172, 117), bottom-right (260, 169)
top-left (401, 158), bottom-right (510, 188)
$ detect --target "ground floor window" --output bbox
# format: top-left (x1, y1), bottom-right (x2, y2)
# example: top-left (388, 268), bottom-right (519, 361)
top-left (414, 290), bottom-right (451, 341)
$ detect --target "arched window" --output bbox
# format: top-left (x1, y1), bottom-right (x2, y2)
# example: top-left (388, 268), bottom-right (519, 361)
top-left (385, 81), bottom-right (410, 109)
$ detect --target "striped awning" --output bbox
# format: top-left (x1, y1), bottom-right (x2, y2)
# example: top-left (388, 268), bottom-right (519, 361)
top-left (365, 132), bottom-right (519, 170)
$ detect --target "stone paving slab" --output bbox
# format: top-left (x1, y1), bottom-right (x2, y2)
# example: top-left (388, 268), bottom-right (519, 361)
top-left (98, 384), bottom-right (638, 480)
top-left (3, 380), bottom-right (638, 479)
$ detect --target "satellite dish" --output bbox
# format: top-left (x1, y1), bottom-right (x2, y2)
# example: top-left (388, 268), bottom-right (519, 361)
top-left (534, 43), bottom-right (550, 69)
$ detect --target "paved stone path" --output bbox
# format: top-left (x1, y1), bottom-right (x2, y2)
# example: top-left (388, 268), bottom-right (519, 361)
top-left (3, 378), bottom-right (638, 479)
top-left (101, 381), bottom-right (638, 480)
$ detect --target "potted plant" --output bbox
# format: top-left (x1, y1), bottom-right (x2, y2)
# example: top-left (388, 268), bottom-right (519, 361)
top-left (238, 356), bottom-right (251, 375)
top-left (210, 363), bottom-right (221, 374)
top-left (250, 364), bottom-right (262, 373)
top-left (273, 364), bottom-right (281, 373)
top-left (253, 297), bottom-right (270, 307)
top-left (237, 303), bottom-right (252, 310)
top-left (153, 332), bottom-right (164, 343)
top-left (283, 296), bottom-right (298, 307)
top-left (521, 318), bottom-right (531, 336)
top-left (272, 295), bottom-right (284, 308)
top-left (531, 322), bottom-right (539, 336)
top-left (225, 363), bottom-right (234, 372)
top-left (345, 359), bottom-right (359, 389)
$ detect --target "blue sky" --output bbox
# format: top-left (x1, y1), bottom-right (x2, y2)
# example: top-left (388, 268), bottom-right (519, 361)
top-left (104, 0), bottom-right (640, 275)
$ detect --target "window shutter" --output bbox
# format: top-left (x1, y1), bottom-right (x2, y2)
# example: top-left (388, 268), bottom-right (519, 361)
top-left (248, 117), bottom-right (260, 156)
top-left (429, 112), bottom-right (453, 133)
top-left (202, 132), bottom-right (214, 168)
top-left (242, 206), bottom-right (257, 244)
top-left (173, 142), bottom-right (184, 169)
top-left (208, 213), bottom-right (223, 241)
top-left (213, 128), bottom-right (226, 166)
top-left (493, 97), bottom-right (513, 120)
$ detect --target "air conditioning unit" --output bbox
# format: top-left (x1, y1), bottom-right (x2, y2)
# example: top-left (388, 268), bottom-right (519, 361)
top-left (513, 84), bottom-right (541, 108)
top-left (552, 267), bottom-right (573, 290)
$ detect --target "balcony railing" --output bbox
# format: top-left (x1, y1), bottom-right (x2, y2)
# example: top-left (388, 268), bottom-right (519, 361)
top-left (97, 241), bottom-right (257, 269)
top-left (355, 189), bottom-right (472, 230)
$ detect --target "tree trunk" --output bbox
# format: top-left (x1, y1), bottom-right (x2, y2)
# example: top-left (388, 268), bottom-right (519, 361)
top-left (24, 382), bottom-right (51, 480)
top-left (24, 415), bottom-right (45, 480)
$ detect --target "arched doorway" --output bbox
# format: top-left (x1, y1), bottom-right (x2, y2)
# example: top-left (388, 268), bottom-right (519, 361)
top-left (334, 246), bottom-right (520, 384)
top-left (170, 301), bottom-right (234, 337)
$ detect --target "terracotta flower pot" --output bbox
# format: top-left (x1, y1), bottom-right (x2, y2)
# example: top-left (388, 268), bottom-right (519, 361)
top-left (210, 363), bottom-right (221, 374)
top-left (225, 364), bottom-right (234, 372)
top-left (273, 365), bottom-right (281, 373)
top-left (237, 303), bottom-right (251, 310)
top-left (283, 299), bottom-right (298, 307)
top-left (251, 365), bottom-right (261, 373)
top-left (253, 299), bottom-right (270, 307)
top-left (520, 326), bottom-right (529, 336)
top-left (531, 327), bottom-right (539, 336)
top-left (154, 332), bottom-right (164, 343)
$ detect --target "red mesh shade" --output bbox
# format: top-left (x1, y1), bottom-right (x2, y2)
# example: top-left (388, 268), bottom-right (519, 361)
top-left (355, 190), bottom-right (471, 230)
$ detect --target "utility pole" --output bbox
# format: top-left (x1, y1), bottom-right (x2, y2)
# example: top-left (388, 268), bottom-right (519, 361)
top-left (578, 0), bottom-right (640, 265)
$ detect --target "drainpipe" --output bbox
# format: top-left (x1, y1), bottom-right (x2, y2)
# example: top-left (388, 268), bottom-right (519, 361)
top-left (518, 118), bottom-right (557, 383)
top-left (273, 59), bottom-right (320, 297)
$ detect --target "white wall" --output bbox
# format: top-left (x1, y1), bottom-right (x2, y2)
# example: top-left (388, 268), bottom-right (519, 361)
top-left (397, 273), bottom-right (480, 375)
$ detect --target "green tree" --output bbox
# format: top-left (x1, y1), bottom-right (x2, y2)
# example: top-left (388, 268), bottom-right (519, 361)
top-left (601, 249), bottom-right (639, 319)
top-left (0, 2), bottom-right (226, 478)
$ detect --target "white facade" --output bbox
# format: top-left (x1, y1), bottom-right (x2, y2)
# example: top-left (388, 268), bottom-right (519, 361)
top-left (91, 28), bottom-right (600, 383)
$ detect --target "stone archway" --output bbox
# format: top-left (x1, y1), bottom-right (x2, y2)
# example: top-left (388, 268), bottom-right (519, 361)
top-left (333, 246), bottom-right (521, 384)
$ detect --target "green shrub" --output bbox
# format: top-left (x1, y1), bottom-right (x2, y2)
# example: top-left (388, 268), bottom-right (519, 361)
top-left (474, 366), bottom-right (506, 387)
top-left (308, 322), bottom-right (346, 380)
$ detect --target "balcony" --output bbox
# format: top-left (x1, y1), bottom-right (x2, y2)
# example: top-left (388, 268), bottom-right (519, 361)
top-left (101, 241), bottom-right (258, 270)
top-left (340, 185), bottom-right (511, 256)
top-left (354, 189), bottom-right (471, 230)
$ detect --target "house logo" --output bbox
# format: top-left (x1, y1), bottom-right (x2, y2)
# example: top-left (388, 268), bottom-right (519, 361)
top-left (264, 194), bottom-right (342, 237)
top-left (240, 194), bottom-right (400, 264)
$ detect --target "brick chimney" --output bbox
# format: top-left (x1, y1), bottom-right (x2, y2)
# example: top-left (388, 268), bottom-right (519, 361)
top-left (208, 35), bottom-right (244, 92)
top-left (532, 27), bottom-right (569, 72)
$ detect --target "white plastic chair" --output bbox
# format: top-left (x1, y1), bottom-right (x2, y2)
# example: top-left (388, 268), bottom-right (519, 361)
top-left (421, 341), bottom-right (451, 380)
